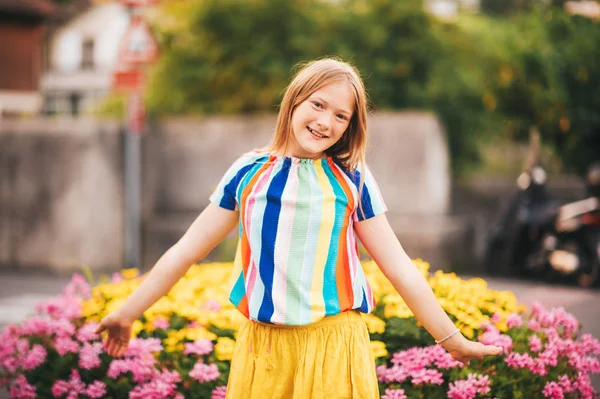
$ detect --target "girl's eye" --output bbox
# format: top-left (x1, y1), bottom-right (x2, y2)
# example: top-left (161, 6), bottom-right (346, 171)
top-left (336, 114), bottom-right (348, 121)
top-left (311, 101), bottom-right (323, 109)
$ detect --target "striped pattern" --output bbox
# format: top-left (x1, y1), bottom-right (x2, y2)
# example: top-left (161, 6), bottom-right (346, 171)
top-left (210, 151), bottom-right (387, 326)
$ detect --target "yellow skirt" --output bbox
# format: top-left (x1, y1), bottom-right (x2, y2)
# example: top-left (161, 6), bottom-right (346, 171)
top-left (225, 310), bottom-right (379, 399)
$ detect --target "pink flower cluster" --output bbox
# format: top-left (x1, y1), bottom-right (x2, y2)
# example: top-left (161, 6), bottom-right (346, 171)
top-left (498, 303), bottom-right (600, 398)
top-left (129, 369), bottom-right (182, 399)
top-left (35, 275), bottom-right (90, 321)
top-left (381, 388), bottom-right (407, 399)
top-left (377, 302), bottom-right (600, 399)
top-left (377, 345), bottom-right (461, 386)
top-left (212, 385), bottom-right (228, 399)
top-left (9, 375), bottom-right (36, 399)
top-left (189, 360), bottom-right (220, 383)
top-left (51, 370), bottom-right (106, 399)
top-left (184, 339), bottom-right (214, 356)
top-left (447, 374), bottom-right (491, 399)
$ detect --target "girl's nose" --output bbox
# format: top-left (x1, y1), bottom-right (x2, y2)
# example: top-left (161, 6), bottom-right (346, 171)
top-left (316, 114), bottom-right (332, 131)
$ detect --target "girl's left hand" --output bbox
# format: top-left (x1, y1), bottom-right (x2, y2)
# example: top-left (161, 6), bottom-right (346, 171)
top-left (442, 334), bottom-right (503, 366)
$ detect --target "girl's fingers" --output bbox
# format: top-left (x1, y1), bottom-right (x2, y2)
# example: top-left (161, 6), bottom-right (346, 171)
top-left (482, 345), bottom-right (503, 356)
top-left (107, 339), bottom-right (119, 356)
top-left (95, 322), bottom-right (106, 335)
top-left (116, 344), bottom-right (128, 358)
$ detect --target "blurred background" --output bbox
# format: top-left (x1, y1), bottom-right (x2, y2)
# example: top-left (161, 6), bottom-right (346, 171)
top-left (1, 0), bottom-right (599, 278)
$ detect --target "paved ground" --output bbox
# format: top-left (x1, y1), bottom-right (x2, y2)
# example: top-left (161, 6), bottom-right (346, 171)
top-left (0, 270), bottom-right (598, 397)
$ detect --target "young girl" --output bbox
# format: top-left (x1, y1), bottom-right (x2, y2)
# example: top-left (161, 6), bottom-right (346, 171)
top-left (96, 58), bottom-right (502, 398)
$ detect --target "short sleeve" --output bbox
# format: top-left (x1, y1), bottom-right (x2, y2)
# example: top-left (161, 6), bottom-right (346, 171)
top-left (209, 152), bottom-right (259, 211)
top-left (354, 164), bottom-right (387, 222)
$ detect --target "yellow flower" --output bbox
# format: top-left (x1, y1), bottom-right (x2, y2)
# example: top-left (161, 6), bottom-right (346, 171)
top-left (370, 340), bottom-right (388, 359)
top-left (131, 320), bottom-right (144, 338)
top-left (121, 268), bottom-right (140, 280)
top-left (81, 298), bottom-right (104, 318)
top-left (362, 313), bottom-right (386, 334)
top-left (184, 327), bottom-right (218, 342)
top-left (215, 337), bottom-right (236, 361)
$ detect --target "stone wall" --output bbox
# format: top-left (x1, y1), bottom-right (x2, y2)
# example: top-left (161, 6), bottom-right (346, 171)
top-left (0, 118), bottom-right (124, 273)
top-left (1, 112), bottom-right (463, 274)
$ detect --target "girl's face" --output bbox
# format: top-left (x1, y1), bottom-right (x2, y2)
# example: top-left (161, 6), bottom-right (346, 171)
top-left (287, 81), bottom-right (354, 159)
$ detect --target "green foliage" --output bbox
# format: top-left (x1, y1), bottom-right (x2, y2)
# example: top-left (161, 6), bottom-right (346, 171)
top-left (466, 9), bottom-right (600, 175)
top-left (480, 0), bottom-right (536, 16)
top-left (146, 0), bottom-right (599, 175)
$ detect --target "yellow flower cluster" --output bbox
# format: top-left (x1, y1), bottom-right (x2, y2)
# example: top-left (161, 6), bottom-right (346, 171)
top-left (362, 259), bottom-right (525, 338)
top-left (83, 260), bottom-right (525, 360)
top-left (83, 263), bottom-right (243, 360)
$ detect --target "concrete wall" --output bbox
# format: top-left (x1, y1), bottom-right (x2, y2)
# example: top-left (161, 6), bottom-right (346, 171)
top-left (1, 112), bottom-right (455, 274)
top-left (0, 118), bottom-right (124, 273)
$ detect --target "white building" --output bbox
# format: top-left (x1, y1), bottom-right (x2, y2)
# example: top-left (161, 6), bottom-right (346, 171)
top-left (425, 0), bottom-right (480, 18)
top-left (41, 1), bottom-right (129, 116)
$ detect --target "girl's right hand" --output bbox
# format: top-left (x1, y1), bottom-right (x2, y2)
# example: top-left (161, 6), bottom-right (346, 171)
top-left (95, 312), bottom-right (133, 357)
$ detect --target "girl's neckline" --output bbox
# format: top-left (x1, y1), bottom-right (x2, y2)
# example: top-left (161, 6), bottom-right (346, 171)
top-left (265, 151), bottom-right (333, 164)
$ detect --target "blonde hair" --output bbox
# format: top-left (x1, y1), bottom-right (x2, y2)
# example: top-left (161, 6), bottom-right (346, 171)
top-left (268, 57), bottom-right (369, 172)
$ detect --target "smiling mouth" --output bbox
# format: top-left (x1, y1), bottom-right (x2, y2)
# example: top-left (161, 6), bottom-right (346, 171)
top-left (307, 126), bottom-right (328, 139)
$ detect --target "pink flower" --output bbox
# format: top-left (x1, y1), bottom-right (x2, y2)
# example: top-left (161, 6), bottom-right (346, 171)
top-left (505, 352), bottom-right (534, 369)
top-left (51, 370), bottom-right (85, 399)
top-left (538, 348), bottom-right (558, 368)
top-left (153, 317), bottom-right (170, 330)
top-left (79, 342), bottom-right (103, 370)
top-left (21, 344), bottom-right (47, 370)
top-left (580, 333), bottom-right (600, 355)
top-left (557, 375), bottom-right (575, 393)
top-left (108, 358), bottom-right (156, 383)
top-left (111, 272), bottom-right (123, 283)
top-left (382, 388), bottom-right (407, 399)
top-left (184, 339), bottom-right (214, 356)
top-left (51, 380), bottom-right (70, 398)
top-left (54, 337), bottom-right (80, 356)
top-left (9, 375), bottom-right (36, 399)
top-left (18, 317), bottom-right (51, 336)
top-left (189, 361), bottom-right (220, 383)
top-left (84, 381), bottom-right (107, 398)
top-left (575, 372), bottom-right (596, 398)
top-left (129, 369), bottom-right (181, 399)
top-left (529, 334), bottom-right (543, 352)
top-left (212, 385), bottom-right (228, 399)
top-left (490, 312), bottom-right (502, 323)
top-left (447, 374), bottom-right (491, 399)
top-left (76, 322), bottom-right (100, 342)
top-left (506, 312), bottom-right (523, 328)
top-left (62, 274), bottom-right (91, 298)
top-left (204, 299), bottom-right (222, 312)
top-left (478, 325), bottom-right (513, 353)
top-left (542, 381), bottom-right (564, 399)
top-left (377, 346), bottom-right (451, 385)
top-left (124, 338), bottom-right (163, 359)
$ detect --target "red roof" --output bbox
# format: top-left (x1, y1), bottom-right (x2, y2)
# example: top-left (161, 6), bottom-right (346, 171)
top-left (0, 0), bottom-right (57, 18)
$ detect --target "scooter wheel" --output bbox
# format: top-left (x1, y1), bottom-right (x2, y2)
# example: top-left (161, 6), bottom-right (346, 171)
top-left (577, 262), bottom-right (599, 288)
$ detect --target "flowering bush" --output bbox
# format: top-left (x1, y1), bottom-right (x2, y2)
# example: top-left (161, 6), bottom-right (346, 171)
top-left (1, 260), bottom-right (598, 398)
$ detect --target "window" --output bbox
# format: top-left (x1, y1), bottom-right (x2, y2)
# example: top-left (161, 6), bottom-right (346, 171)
top-left (81, 38), bottom-right (95, 70)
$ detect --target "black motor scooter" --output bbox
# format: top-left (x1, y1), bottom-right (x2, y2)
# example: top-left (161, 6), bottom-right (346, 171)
top-left (534, 163), bottom-right (600, 287)
top-left (484, 132), bottom-right (600, 287)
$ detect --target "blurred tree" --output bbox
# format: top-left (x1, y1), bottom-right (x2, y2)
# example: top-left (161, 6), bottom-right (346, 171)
top-left (142, 0), bottom-right (598, 175)
top-left (480, 0), bottom-right (537, 15)
top-left (471, 8), bottom-right (600, 175)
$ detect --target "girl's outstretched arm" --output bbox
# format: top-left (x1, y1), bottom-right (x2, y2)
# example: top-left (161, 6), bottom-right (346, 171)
top-left (96, 203), bottom-right (238, 356)
top-left (354, 213), bottom-right (502, 365)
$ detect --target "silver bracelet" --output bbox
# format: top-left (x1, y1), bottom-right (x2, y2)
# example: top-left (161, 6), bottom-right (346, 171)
top-left (435, 328), bottom-right (461, 345)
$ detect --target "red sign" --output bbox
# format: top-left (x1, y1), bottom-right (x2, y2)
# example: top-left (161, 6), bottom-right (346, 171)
top-left (112, 69), bottom-right (144, 92)
top-left (120, 0), bottom-right (160, 7)
top-left (117, 15), bottom-right (160, 66)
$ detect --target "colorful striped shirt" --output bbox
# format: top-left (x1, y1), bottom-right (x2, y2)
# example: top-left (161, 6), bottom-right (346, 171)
top-left (209, 151), bottom-right (387, 326)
